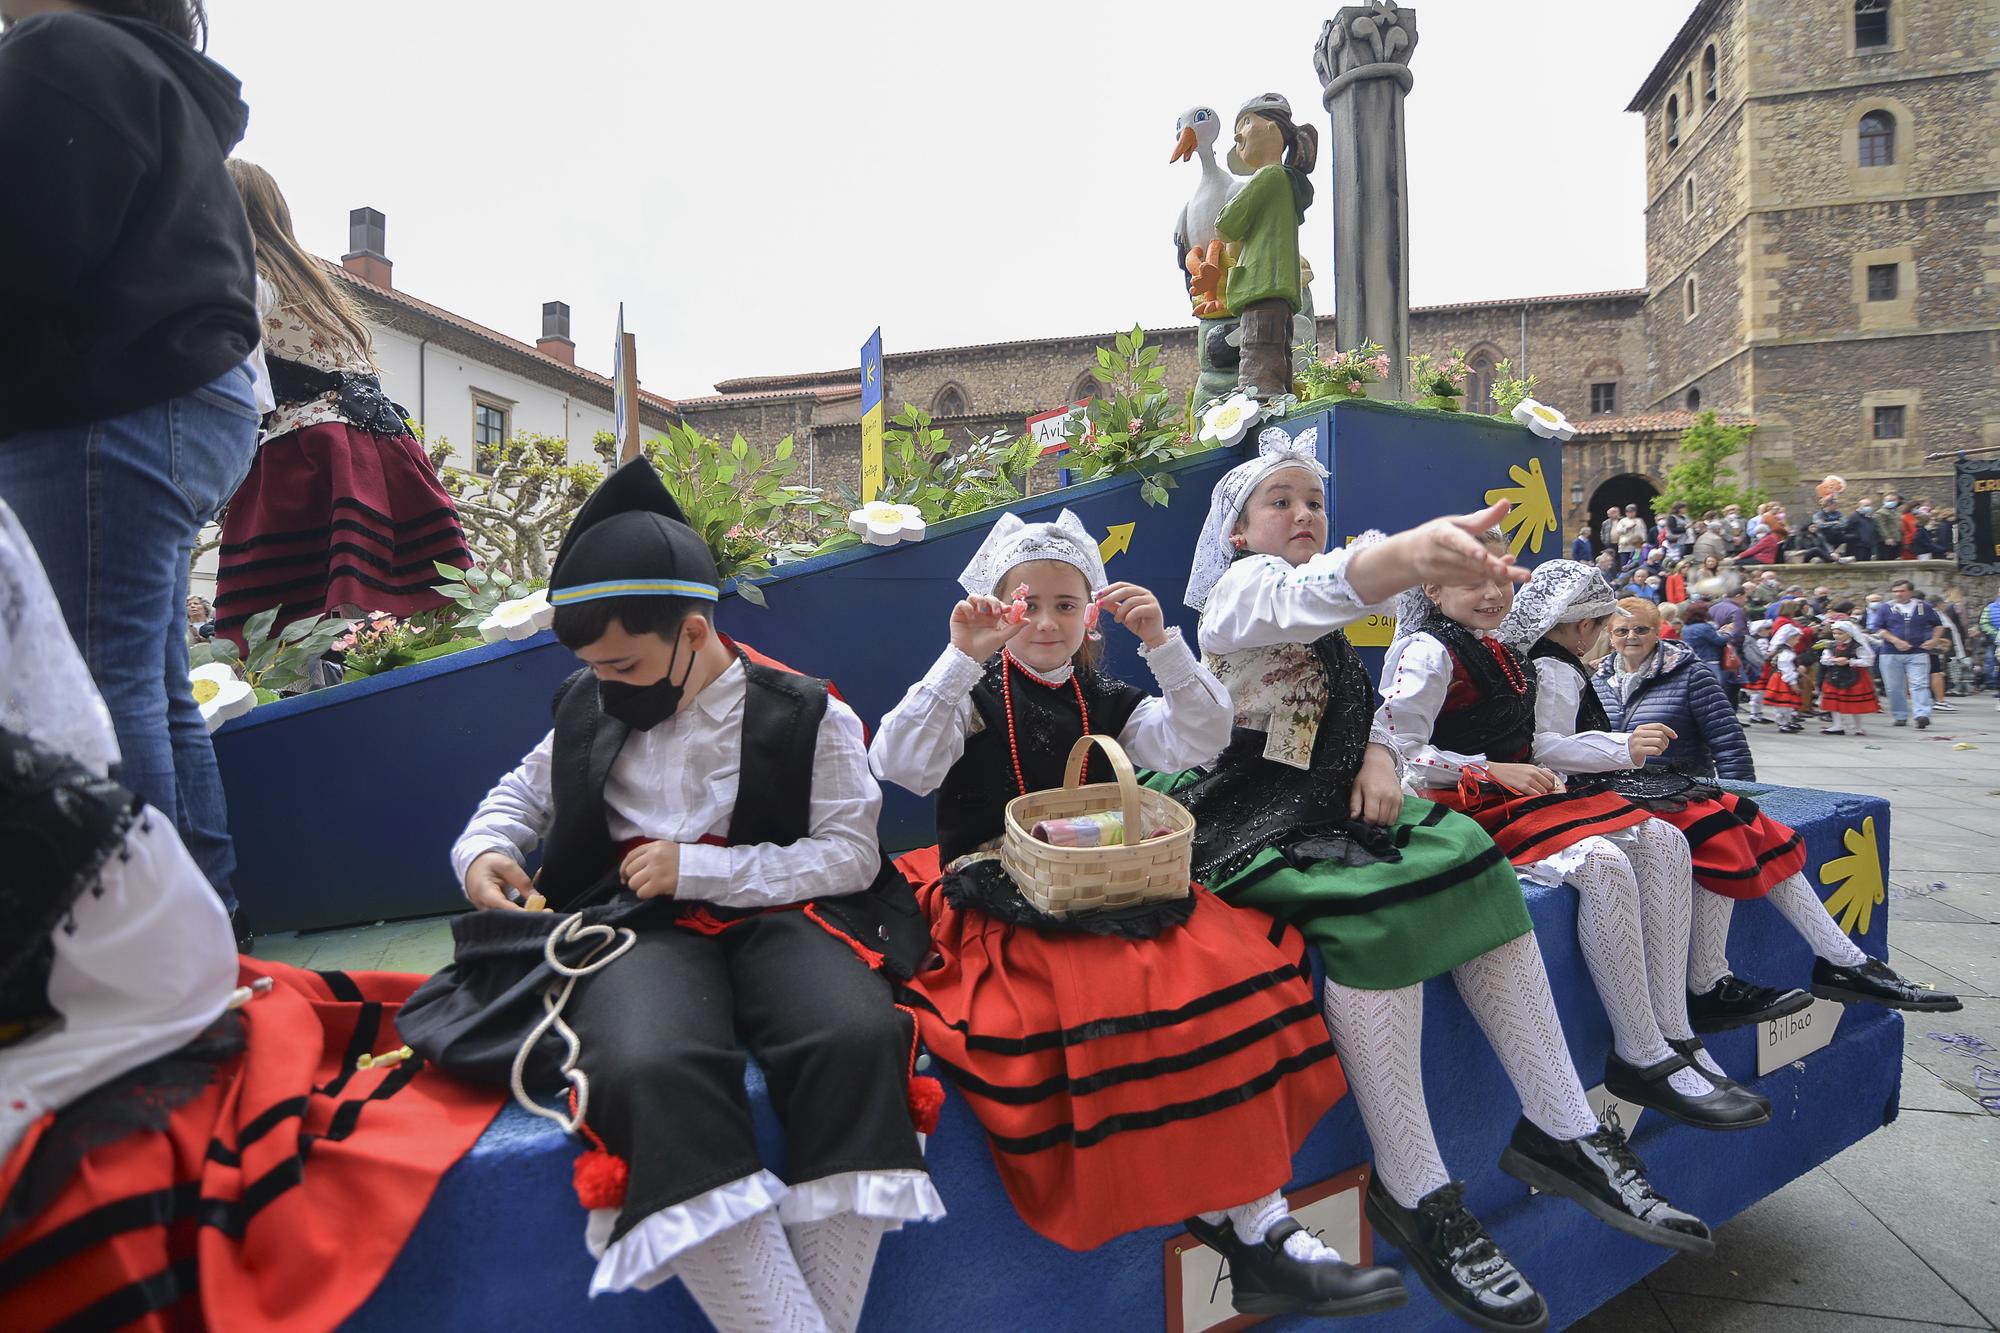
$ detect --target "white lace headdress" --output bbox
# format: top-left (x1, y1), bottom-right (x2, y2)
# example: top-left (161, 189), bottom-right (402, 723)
top-left (1496, 559), bottom-right (1630, 651)
top-left (958, 508), bottom-right (1107, 599)
top-left (1184, 426), bottom-right (1329, 610)
top-left (0, 500), bottom-right (121, 776)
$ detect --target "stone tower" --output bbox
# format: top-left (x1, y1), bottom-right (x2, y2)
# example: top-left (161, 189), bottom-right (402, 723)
top-left (1627, 0), bottom-right (1999, 505)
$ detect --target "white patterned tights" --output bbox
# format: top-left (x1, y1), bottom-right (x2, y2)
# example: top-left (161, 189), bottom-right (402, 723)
top-left (1322, 933), bottom-right (1601, 1210)
top-left (1689, 873), bottom-right (1867, 992)
top-left (674, 1209), bottom-right (829, 1333)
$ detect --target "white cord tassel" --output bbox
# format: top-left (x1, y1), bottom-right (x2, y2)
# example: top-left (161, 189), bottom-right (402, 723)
top-left (507, 912), bottom-right (638, 1133)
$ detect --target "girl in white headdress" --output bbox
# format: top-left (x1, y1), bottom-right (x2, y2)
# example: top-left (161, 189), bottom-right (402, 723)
top-left (0, 499), bottom-right (239, 1162)
top-left (870, 509), bottom-right (1405, 1320)
top-left (1172, 431), bottom-right (1710, 1333)
top-left (1494, 561), bottom-right (1772, 1123)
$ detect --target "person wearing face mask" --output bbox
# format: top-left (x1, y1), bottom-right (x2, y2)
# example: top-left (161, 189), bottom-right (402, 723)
top-left (403, 460), bottom-right (942, 1333)
top-left (1873, 495), bottom-right (1904, 561)
top-left (1842, 498), bottom-right (1880, 562)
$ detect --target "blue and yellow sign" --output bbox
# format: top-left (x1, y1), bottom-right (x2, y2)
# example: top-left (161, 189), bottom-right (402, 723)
top-left (860, 327), bottom-right (885, 502)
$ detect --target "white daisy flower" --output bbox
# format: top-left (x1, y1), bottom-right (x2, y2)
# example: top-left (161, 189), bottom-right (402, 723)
top-left (846, 501), bottom-right (927, 546)
top-left (1198, 392), bottom-right (1258, 447)
top-left (480, 588), bottom-right (556, 643)
top-left (189, 662), bottom-right (255, 732)
top-left (1511, 398), bottom-right (1578, 441)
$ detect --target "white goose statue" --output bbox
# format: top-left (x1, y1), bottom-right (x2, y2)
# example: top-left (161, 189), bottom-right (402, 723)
top-left (1170, 106), bottom-right (1232, 299)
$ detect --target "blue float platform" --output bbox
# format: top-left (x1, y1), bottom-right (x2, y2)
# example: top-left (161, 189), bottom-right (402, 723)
top-left (350, 787), bottom-right (1899, 1333)
top-left (212, 401), bottom-right (1563, 933)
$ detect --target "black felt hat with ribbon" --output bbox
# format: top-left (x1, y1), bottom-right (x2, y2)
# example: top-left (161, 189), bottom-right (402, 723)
top-left (548, 458), bottom-right (719, 608)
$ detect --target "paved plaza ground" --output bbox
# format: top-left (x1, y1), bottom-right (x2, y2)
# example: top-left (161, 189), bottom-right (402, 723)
top-left (253, 693), bottom-right (2000, 1332)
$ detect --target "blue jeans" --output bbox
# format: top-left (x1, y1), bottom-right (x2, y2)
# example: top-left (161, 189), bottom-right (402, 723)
top-left (1877, 651), bottom-right (1932, 722)
top-left (0, 367), bottom-right (260, 911)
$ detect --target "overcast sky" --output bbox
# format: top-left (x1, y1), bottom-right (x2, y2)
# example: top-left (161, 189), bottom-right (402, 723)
top-left (208, 0), bottom-right (1696, 401)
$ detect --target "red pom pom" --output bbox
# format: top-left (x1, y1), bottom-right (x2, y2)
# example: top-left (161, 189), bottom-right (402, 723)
top-left (572, 1147), bottom-right (629, 1210)
top-left (907, 1075), bottom-right (945, 1135)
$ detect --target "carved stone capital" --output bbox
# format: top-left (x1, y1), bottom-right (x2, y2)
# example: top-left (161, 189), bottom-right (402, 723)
top-left (1316, 3), bottom-right (1420, 106)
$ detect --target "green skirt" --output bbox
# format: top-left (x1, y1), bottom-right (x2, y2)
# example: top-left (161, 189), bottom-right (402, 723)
top-left (1152, 773), bottom-right (1533, 991)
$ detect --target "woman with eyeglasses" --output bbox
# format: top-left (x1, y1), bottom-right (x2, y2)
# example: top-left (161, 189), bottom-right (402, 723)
top-left (1590, 597), bottom-right (1957, 1034)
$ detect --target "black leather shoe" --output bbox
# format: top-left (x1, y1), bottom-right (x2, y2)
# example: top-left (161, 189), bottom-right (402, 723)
top-left (1604, 1052), bottom-right (1771, 1130)
top-left (1811, 957), bottom-right (1962, 1013)
top-left (1688, 974), bottom-right (1814, 1033)
top-left (1364, 1178), bottom-right (1546, 1333)
top-left (1916, 717), bottom-right (1930, 730)
top-left (1666, 1037), bottom-right (1771, 1118)
top-left (1499, 1119), bottom-right (1714, 1255)
top-left (1184, 1214), bottom-right (1407, 1318)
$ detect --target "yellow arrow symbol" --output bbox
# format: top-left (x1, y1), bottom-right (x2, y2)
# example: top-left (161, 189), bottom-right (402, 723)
top-left (1100, 522), bottom-right (1135, 561)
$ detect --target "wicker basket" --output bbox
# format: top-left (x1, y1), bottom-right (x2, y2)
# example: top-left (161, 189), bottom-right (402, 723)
top-left (1000, 734), bottom-right (1194, 918)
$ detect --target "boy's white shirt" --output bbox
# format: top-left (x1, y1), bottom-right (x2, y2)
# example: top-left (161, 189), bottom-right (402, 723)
top-left (451, 657), bottom-right (883, 908)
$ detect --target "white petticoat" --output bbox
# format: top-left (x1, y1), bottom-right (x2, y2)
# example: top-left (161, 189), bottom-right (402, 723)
top-left (585, 1167), bottom-right (947, 1295)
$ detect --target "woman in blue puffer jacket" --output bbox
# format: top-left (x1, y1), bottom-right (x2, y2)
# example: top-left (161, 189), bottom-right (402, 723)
top-left (1592, 598), bottom-right (1956, 1033)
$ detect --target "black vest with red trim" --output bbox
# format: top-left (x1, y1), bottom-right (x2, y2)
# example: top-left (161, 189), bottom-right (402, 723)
top-left (1421, 618), bottom-right (1538, 764)
top-left (536, 645), bottom-right (927, 978)
top-left (934, 653), bottom-right (1147, 864)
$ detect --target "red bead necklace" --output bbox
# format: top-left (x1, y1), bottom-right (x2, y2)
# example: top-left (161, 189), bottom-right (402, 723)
top-left (1483, 636), bottom-right (1530, 695)
top-left (1001, 650), bottom-right (1091, 795)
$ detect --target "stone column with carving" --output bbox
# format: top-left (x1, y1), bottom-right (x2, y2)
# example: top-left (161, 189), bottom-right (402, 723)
top-left (1316, 4), bottom-right (1419, 400)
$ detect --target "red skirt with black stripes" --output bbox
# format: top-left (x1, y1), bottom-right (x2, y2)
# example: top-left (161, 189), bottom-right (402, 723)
top-left (1649, 792), bottom-right (1804, 900)
top-left (1429, 781), bottom-right (1651, 870)
top-left (215, 422), bottom-right (472, 649)
top-left (894, 849), bottom-right (1345, 1252)
top-left (1820, 672), bottom-right (1880, 714)
top-left (0, 960), bottom-right (502, 1332)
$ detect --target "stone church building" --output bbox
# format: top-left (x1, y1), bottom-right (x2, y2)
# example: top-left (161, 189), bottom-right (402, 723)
top-left (674, 0), bottom-right (1999, 540)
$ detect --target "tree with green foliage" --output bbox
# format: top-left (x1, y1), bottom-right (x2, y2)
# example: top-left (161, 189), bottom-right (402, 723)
top-left (1658, 411), bottom-right (1764, 518)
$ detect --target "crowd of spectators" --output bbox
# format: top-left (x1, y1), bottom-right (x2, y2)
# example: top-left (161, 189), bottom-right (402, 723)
top-left (1574, 499), bottom-right (2000, 732)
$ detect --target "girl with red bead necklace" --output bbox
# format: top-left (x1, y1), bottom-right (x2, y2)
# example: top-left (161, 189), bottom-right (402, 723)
top-left (870, 509), bottom-right (1404, 1320)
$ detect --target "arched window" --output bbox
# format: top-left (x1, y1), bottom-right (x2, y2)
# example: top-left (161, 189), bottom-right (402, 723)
top-left (1685, 177), bottom-right (1697, 218)
top-left (1855, 0), bottom-right (1890, 49)
top-left (1464, 350), bottom-right (1497, 414)
top-left (1684, 276), bottom-right (1699, 319)
top-left (1666, 95), bottom-right (1680, 149)
top-left (1685, 72), bottom-right (1696, 119)
top-left (1702, 46), bottom-right (1718, 103)
top-left (1686, 388), bottom-right (1702, 411)
top-left (1859, 110), bottom-right (1895, 167)
top-left (1069, 372), bottom-right (1097, 406)
top-left (930, 383), bottom-right (969, 418)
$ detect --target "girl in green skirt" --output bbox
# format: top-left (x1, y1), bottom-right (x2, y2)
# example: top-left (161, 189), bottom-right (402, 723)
top-left (1167, 429), bottom-right (1712, 1333)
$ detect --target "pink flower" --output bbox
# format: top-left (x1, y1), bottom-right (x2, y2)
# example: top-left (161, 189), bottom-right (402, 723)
top-left (1369, 354), bottom-right (1391, 377)
top-left (1347, 379), bottom-right (1365, 394)
top-left (1127, 418), bottom-right (1144, 436)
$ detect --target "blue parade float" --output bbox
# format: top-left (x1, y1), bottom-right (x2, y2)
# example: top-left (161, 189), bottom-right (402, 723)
top-left (211, 401), bottom-right (1901, 1331)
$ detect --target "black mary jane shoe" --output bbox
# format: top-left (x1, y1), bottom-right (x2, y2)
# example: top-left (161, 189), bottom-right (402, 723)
top-left (1184, 1214), bottom-right (1407, 1319)
top-left (1666, 1037), bottom-right (1772, 1117)
top-left (1604, 1051), bottom-right (1771, 1130)
top-left (1688, 974), bottom-right (1813, 1033)
top-left (1364, 1178), bottom-right (1546, 1333)
top-left (1811, 957), bottom-right (1963, 1013)
top-left (1499, 1119), bottom-right (1714, 1256)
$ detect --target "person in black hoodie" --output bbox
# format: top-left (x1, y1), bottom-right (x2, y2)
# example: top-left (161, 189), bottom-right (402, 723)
top-left (0, 0), bottom-right (260, 936)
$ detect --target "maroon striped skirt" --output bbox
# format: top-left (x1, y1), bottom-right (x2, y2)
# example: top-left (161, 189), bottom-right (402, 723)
top-left (216, 421), bottom-right (472, 648)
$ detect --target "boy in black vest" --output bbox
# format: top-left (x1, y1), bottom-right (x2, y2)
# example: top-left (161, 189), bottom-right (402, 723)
top-left (426, 460), bottom-right (941, 1333)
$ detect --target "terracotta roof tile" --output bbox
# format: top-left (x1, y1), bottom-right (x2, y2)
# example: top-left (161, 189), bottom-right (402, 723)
top-left (1573, 409), bottom-right (1752, 436)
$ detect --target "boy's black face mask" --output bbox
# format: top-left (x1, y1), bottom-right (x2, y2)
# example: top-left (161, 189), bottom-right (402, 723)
top-left (597, 628), bottom-right (695, 731)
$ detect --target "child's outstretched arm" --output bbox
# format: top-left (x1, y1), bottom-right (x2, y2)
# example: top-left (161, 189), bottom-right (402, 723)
top-left (453, 730), bottom-right (556, 910)
top-left (1345, 501), bottom-right (1531, 606)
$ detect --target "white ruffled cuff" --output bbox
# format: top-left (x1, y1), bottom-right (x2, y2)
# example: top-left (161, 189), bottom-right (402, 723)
top-left (585, 1168), bottom-right (788, 1295)
top-left (1136, 628), bottom-right (1200, 691)
top-left (776, 1168), bottom-right (948, 1228)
